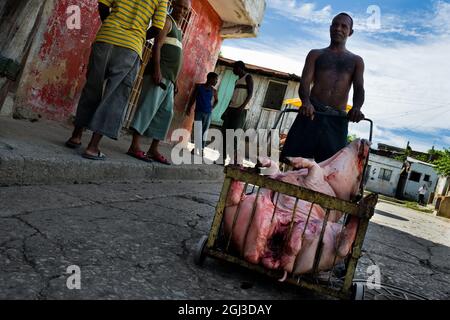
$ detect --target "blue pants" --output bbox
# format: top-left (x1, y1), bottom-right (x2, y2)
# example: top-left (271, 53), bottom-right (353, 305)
top-left (194, 111), bottom-right (212, 149)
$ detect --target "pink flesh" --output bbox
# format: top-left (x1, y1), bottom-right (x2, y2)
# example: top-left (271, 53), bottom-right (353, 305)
top-left (223, 139), bottom-right (370, 274)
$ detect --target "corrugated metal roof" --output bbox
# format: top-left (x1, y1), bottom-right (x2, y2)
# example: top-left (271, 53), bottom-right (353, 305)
top-left (217, 57), bottom-right (301, 82)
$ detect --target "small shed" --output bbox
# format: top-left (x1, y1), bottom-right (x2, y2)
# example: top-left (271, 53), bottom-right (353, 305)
top-left (212, 57), bottom-right (301, 132)
top-left (402, 157), bottom-right (439, 203)
top-left (365, 153), bottom-right (403, 197)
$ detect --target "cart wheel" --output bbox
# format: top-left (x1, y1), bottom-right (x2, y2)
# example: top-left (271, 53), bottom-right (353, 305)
top-left (352, 282), bottom-right (365, 300)
top-left (194, 235), bottom-right (208, 266)
top-left (352, 280), bottom-right (427, 300)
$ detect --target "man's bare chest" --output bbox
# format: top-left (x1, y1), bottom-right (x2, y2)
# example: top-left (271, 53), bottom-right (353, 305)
top-left (315, 52), bottom-right (356, 74)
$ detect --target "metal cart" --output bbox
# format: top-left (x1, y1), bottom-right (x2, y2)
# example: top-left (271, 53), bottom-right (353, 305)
top-left (194, 110), bottom-right (377, 300)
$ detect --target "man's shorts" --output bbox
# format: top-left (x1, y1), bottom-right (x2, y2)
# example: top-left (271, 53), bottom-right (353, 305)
top-left (131, 75), bottom-right (174, 140)
top-left (75, 42), bottom-right (140, 140)
top-left (280, 101), bottom-right (349, 163)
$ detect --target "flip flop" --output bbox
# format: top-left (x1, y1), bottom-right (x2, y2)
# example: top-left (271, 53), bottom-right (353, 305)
top-left (82, 151), bottom-right (106, 161)
top-left (126, 150), bottom-right (153, 163)
top-left (150, 153), bottom-right (171, 165)
top-left (65, 140), bottom-right (82, 149)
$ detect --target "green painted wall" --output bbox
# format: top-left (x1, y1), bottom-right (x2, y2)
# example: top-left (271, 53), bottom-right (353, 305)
top-left (211, 69), bottom-right (237, 126)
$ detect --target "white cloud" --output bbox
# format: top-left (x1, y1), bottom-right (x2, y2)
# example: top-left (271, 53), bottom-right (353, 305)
top-left (266, 0), bottom-right (332, 23)
top-left (429, 0), bottom-right (450, 35)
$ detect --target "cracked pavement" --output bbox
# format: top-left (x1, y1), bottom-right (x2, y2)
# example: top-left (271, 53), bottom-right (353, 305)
top-left (0, 181), bottom-right (449, 299)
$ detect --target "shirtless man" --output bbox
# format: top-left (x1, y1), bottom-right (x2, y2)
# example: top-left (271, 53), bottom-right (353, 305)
top-left (281, 13), bottom-right (365, 164)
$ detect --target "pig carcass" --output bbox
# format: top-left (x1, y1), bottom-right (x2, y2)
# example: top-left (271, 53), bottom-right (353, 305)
top-left (223, 139), bottom-right (370, 275)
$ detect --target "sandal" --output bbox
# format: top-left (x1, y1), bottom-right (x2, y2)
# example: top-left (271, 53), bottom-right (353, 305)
top-left (127, 150), bottom-right (153, 163)
top-left (65, 139), bottom-right (82, 149)
top-left (82, 151), bottom-right (106, 161)
top-left (149, 153), bottom-right (171, 165)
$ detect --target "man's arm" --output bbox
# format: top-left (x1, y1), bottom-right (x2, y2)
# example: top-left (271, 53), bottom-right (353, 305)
top-left (147, 0), bottom-right (168, 40)
top-left (213, 88), bottom-right (219, 108)
top-left (98, 2), bottom-right (111, 22)
top-left (299, 50), bottom-right (319, 119)
top-left (186, 84), bottom-right (199, 116)
top-left (239, 75), bottom-right (254, 111)
top-left (151, 17), bottom-right (171, 85)
top-left (348, 56), bottom-right (365, 123)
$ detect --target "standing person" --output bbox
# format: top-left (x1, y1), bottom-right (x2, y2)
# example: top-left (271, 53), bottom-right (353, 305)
top-left (186, 72), bottom-right (219, 156)
top-left (418, 184), bottom-right (428, 205)
top-left (127, 0), bottom-right (191, 165)
top-left (220, 61), bottom-right (254, 165)
top-left (65, 0), bottom-right (169, 160)
top-left (280, 13), bottom-right (366, 164)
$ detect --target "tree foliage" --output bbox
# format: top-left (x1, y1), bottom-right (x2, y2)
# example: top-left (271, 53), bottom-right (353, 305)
top-left (433, 149), bottom-right (450, 176)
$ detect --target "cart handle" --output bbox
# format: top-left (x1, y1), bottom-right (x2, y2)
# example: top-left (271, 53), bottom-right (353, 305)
top-left (273, 109), bottom-right (373, 143)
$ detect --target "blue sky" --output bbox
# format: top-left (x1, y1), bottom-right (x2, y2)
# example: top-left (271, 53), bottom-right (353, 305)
top-left (221, 0), bottom-right (450, 152)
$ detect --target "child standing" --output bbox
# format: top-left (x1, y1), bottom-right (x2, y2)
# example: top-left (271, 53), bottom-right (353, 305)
top-left (186, 72), bottom-right (219, 156)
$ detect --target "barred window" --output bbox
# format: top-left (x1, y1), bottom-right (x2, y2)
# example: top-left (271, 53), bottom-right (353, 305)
top-left (168, 0), bottom-right (197, 44)
top-left (378, 168), bottom-right (392, 181)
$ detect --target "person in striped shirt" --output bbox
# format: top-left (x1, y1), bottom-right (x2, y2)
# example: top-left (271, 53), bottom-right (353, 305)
top-left (65, 0), bottom-right (168, 161)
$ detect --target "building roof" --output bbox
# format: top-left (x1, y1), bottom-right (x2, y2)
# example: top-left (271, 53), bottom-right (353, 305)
top-left (407, 156), bottom-right (436, 167)
top-left (207, 0), bottom-right (266, 38)
top-left (217, 57), bottom-right (301, 82)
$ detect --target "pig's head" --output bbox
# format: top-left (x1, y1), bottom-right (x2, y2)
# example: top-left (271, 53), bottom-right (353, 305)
top-left (320, 139), bottom-right (371, 201)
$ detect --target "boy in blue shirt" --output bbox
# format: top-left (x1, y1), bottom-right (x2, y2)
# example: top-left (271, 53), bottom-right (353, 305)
top-left (186, 72), bottom-right (219, 156)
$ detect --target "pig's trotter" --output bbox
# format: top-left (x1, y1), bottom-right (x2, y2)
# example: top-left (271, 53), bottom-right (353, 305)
top-left (278, 271), bottom-right (288, 282)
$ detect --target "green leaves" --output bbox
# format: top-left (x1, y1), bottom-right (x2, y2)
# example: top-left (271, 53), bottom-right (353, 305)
top-left (433, 149), bottom-right (450, 177)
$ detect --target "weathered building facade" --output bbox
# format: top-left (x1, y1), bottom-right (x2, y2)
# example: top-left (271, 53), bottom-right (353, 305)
top-left (403, 157), bottom-right (439, 203)
top-left (365, 154), bottom-right (403, 198)
top-left (0, 0), bottom-right (266, 142)
top-left (212, 57), bottom-right (301, 133)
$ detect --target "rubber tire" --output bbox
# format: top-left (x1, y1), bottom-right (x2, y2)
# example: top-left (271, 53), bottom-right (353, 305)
top-left (194, 235), bottom-right (208, 266)
top-left (352, 282), bottom-right (365, 300)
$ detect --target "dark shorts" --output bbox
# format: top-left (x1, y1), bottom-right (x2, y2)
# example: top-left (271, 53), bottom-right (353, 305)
top-left (221, 107), bottom-right (247, 130)
top-left (280, 98), bottom-right (349, 163)
top-left (221, 108), bottom-right (248, 159)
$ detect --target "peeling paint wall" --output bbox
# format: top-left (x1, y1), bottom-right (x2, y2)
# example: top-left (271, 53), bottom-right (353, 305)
top-left (14, 0), bottom-right (223, 139)
top-left (168, 0), bottom-right (223, 144)
top-left (15, 0), bottom-right (101, 120)
top-left (0, 0), bottom-right (46, 114)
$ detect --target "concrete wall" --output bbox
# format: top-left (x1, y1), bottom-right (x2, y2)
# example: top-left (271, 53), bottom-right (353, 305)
top-left (365, 154), bottom-right (403, 197)
top-left (0, 0), bottom-right (47, 115)
top-left (403, 162), bottom-right (439, 202)
top-left (14, 0), bottom-right (101, 121)
top-left (207, 0), bottom-right (266, 38)
top-left (435, 176), bottom-right (450, 197)
top-left (437, 197), bottom-right (450, 219)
